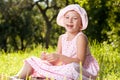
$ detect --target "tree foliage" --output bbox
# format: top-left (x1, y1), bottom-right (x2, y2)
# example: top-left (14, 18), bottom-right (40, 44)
top-left (0, 0), bottom-right (38, 51)
top-left (0, 0), bottom-right (119, 52)
top-left (76, 0), bottom-right (120, 50)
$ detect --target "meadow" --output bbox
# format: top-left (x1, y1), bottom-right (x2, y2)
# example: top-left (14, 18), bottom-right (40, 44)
top-left (0, 42), bottom-right (120, 80)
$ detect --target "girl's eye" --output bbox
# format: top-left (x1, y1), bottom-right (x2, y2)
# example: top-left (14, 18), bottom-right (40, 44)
top-left (73, 17), bottom-right (77, 20)
top-left (65, 16), bottom-right (69, 19)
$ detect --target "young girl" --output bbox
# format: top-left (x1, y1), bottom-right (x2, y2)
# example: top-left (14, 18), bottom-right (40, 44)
top-left (10, 4), bottom-right (99, 80)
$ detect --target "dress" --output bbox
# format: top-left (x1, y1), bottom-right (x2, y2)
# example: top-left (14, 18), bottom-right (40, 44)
top-left (25, 32), bottom-right (99, 80)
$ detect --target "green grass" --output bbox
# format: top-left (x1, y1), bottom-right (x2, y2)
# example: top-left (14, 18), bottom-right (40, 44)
top-left (0, 42), bottom-right (120, 80)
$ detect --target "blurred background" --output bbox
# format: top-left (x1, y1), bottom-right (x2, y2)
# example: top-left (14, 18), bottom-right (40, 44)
top-left (0, 0), bottom-right (120, 52)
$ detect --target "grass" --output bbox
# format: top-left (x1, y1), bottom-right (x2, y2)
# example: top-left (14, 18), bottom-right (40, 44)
top-left (0, 42), bottom-right (120, 80)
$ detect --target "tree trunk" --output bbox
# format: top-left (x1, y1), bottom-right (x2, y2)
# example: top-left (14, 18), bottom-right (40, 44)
top-left (1, 38), bottom-right (7, 52)
top-left (45, 22), bottom-right (52, 49)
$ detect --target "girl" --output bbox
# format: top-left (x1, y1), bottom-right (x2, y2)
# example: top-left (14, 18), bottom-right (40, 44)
top-left (10, 4), bottom-right (99, 80)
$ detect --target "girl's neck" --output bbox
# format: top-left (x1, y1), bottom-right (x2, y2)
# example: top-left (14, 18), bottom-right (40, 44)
top-left (66, 31), bottom-right (81, 36)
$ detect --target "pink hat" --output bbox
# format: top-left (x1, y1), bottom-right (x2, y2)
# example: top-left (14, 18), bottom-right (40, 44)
top-left (56, 4), bottom-right (88, 30)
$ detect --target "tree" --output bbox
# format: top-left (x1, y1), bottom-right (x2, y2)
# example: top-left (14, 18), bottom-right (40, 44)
top-left (32, 0), bottom-right (75, 49)
top-left (76, 0), bottom-right (120, 49)
top-left (0, 0), bottom-right (75, 51)
top-left (0, 0), bottom-right (37, 51)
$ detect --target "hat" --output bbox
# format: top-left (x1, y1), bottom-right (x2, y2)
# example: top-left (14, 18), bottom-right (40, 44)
top-left (56, 4), bottom-right (88, 30)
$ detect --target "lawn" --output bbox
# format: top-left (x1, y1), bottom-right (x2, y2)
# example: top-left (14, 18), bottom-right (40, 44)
top-left (0, 42), bottom-right (120, 80)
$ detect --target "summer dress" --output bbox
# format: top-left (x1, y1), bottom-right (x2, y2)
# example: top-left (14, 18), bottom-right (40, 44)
top-left (25, 32), bottom-right (99, 80)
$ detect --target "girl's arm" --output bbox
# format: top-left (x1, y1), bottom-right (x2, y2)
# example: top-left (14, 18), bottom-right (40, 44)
top-left (56, 35), bottom-right (62, 55)
top-left (76, 34), bottom-right (88, 64)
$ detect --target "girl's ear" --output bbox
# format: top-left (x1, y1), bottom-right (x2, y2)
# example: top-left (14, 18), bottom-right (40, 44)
top-left (79, 26), bottom-right (82, 30)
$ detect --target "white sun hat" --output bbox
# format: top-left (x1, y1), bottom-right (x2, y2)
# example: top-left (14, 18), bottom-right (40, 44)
top-left (56, 4), bottom-right (88, 30)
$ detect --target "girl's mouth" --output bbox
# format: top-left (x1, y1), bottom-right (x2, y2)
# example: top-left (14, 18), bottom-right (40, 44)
top-left (66, 24), bottom-right (73, 29)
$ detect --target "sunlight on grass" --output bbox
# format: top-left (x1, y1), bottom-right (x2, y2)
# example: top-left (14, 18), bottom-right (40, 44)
top-left (0, 43), bottom-right (120, 80)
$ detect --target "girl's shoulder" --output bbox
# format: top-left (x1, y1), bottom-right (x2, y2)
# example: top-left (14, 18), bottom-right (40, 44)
top-left (78, 32), bottom-right (88, 39)
top-left (59, 33), bottom-right (66, 38)
top-left (77, 32), bottom-right (88, 43)
top-left (58, 34), bottom-right (66, 42)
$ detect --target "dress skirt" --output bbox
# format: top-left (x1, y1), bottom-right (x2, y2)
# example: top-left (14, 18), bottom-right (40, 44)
top-left (25, 56), bottom-right (81, 80)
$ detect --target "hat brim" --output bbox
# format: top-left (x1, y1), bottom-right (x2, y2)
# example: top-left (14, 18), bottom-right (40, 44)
top-left (56, 4), bottom-right (88, 30)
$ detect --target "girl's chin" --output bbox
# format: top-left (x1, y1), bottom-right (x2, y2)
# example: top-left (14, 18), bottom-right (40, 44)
top-left (66, 30), bottom-right (74, 33)
top-left (66, 29), bottom-right (72, 31)
top-left (66, 28), bottom-right (73, 31)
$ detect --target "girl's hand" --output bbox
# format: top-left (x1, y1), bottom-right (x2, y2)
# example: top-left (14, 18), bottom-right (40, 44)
top-left (45, 53), bottom-right (60, 63)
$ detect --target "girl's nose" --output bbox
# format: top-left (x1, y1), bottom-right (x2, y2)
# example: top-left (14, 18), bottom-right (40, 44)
top-left (68, 18), bottom-right (73, 23)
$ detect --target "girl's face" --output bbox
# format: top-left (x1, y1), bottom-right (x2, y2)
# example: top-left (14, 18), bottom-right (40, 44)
top-left (64, 10), bottom-right (82, 33)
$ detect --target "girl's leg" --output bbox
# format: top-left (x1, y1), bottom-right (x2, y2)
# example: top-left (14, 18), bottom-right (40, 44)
top-left (16, 62), bottom-right (33, 79)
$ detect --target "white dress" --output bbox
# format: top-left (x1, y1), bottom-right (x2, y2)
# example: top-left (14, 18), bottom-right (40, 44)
top-left (25, 32), bottom-right (99, 80)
